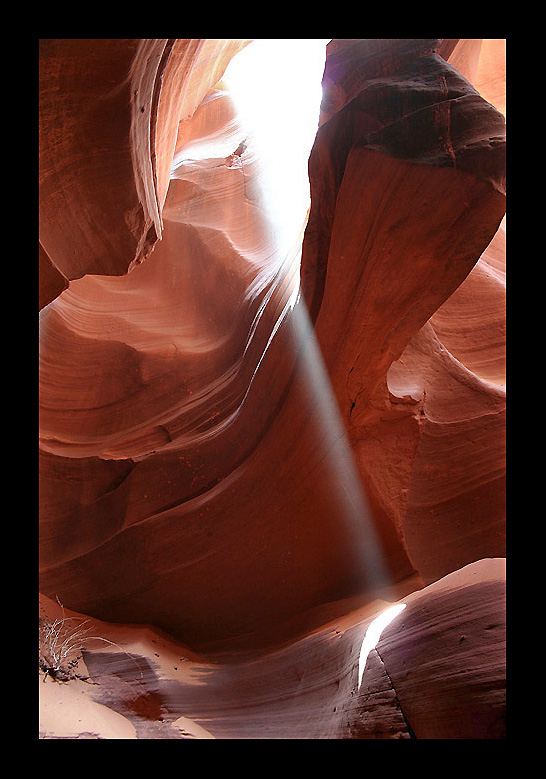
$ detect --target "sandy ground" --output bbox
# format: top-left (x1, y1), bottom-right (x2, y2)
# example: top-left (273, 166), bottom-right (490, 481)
top-left (38, 559), bottom-right (505, 739)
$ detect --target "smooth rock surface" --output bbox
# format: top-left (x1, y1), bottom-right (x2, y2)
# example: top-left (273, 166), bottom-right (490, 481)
top-left (39, 39), bottom-right (506, 737)
top-left (39, 558), bottom-right (505, 739)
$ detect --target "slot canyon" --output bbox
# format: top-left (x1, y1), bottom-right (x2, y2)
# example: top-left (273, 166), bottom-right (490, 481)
top-left (39, 38), bottom-right (506, 739)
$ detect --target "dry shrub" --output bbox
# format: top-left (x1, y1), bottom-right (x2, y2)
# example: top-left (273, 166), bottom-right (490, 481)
top-left (39, 598), bottom-right (120, 683)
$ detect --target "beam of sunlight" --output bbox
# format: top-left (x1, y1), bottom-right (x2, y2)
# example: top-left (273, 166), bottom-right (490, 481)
top-left (291, 299), bottom-right (392, 597)
top-left (223, 39), bottom-right (329, 267)
top-left (357, 604), bottom-right (407, 689)
top-left (225, 40), bottom-right (393, 602)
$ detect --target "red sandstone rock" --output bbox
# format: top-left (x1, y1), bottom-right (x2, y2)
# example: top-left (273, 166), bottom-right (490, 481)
top-left (39, 558), bottom-right (505, 739)
top-left (39, 39), bottom-right (248, 283)
top-left (39, 39), bottom-right (506, 738)
top-left (302, 37), bottom-right (506, 587)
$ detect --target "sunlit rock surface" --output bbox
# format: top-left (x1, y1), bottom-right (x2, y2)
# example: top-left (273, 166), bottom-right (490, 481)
top-left (39, 39), bottom-right (249, 299)
top-left (39, 38), bottom-right (506, 738)
top-left (39, 558), bottom-right (505, 739)
top-left (302, 38), bottom-right (506, 586)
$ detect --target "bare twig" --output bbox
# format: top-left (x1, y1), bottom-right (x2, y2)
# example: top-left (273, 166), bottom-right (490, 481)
top-left (39, 597), bottom-right (143, 683)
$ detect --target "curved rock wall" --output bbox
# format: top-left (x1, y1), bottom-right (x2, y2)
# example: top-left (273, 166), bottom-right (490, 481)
top-left (39, 558), bottom-right (505, 739)
top-left (302, 38), bottom-right (506, 586)
top-left (39, 37), bottom-right (505, 719)
top-left (39, 39), bottom-right (249, 299)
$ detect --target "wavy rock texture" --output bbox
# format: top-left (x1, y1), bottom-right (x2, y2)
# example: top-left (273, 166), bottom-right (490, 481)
top-left (39, 39), bottom-right (249, 303)
top-left (302, 38), bottom-right (506, 585)
top-left (39, 558), bottom-right (505, 739)
top-left (39, 39), bottom-right (506, 737)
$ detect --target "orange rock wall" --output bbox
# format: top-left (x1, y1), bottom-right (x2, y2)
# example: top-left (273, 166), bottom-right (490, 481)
top-left (39, 39), bottom-right (505, 654)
